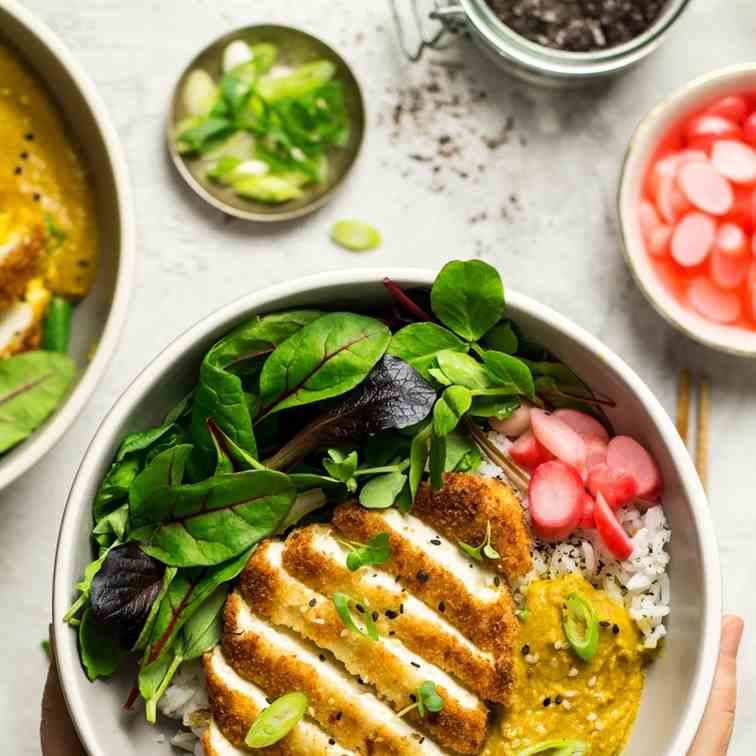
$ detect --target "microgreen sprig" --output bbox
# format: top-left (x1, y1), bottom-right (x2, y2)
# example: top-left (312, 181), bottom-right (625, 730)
top-left (332, 592), bottom-right (379, 641)
top-left (458, 520), bottom-right (500, 562)
top-left (397, 680), bottom-right (445, 719)
top-left (336, 533), bottom-right (392, 572)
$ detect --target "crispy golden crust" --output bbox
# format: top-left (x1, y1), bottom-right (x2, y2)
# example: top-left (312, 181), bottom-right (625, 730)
top-left (0, 230), bottom-right (43, 311)
top-left (204, 648), bottom-right (352, 755)
top-left (332, 503), bottom-right (518, 661)
top-left (202, 720), bottom-right (246, 756)
top-left (284, 524), bottom-right (511, 704)
top-left (222, 593), bottom-right (438, 756)
top-left (414, 473), bottom-right (532, 581)
top-left (240, 541), bottom-right (487, 754)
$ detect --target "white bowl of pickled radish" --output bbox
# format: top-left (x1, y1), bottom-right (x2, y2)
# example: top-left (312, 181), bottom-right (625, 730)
top-left (619, 63), bottom-right (756, 356)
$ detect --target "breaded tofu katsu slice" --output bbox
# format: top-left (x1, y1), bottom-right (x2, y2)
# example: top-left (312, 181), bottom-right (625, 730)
top-left (207, 474), bottom-right (530, 755)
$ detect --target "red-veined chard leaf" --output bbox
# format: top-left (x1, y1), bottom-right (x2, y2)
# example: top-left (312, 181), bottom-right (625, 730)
top-left (130, 470), bottom-right (296, 566)
top-left (128, 444), bottom-right (193, 510)
top-left (89, 543), bottom-right (166, 649)
top-left (0, 351), bottom-right (76, 453)
top-left (256, 312), bottom-right (391, 421)
top-left (387, 322), bottom-right (468, 381)
top-left (265, 355), bottom-right (435, 470)
top-left (189, 311), bottom-right (322, 479)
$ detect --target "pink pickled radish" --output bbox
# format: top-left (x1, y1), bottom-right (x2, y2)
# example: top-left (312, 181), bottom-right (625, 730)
top-left (685, 114), bottom-right (742, 148)
top-left (582, 433), bottom-right (609, 471)
top-left (649, 150), bottom-right (706, 197)
top-left (711, 140), bottom-right (756, 185)
top-left (706, 96), bottom-right (748, 124)
top-left (587, 463), bottom-right (639, 509)
top-left (489, 402), bottom-right (532, 437)
top-left (528, 461), bottom-right (584, 541)
top-left (647, 225), bottom-right (672, 257)
top-left (578, 493), bottom-right (595, 530)
top-left (688, 276), bottom-right (742, 323)
top-left (594, 492), bottom-right (634, 561)
top-left (639, 200), bottom-right (661, 241)
top-left (710, 224), bottom-right (749, 288)
top-left (606, 436), bottom-right (662, 500)
top-left (656, 172), bottom-right (691, 224)
top-left (750, 264), bottom-right (756, 320)
top-left (677, 161), bottom-right (734, 215)
top-left (670, 212), bottom-right (716, 267)
top-left (509, 430), bottom-right (554, 471)
top-left (530, 409), bottom-right (587, 477)
top-left (726, 186), bottom-right (756, 231)
top-left (553, 409), bottom-right (610, 442)
top-left (744, 112), bottom-right (756, 146)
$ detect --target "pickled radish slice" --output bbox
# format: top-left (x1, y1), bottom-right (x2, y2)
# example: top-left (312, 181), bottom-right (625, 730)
top-left (670, 212), bottom-right (716, 267)
top-left (578, 493), bottom-right (595, 530)
top-left (688, 276), bottom-right (741, 323)
top-left (710, 224), bottom-right (749, 288)
top-left (582, 433), bottom-right (609, 471)
top-left (744, 112), bottom-right (756, 147)
top-left (677, 161), bottom-right (734, 215)
top-left (647, 225), bottom-right (672, 257)
top-left (711, 140), bottom-right (756, 185)
top-left (510, 430), bottom-right (554, 471)
top-left (530, 409), bottom-right (587, 477)
top-left (528, 461), bottom-right (584, 541)
top-left (649, 150), bottom-right (706, 197)
top-left (489, 402), bottom-right (532, 437)
top-left (656, 173), bottom-right (691, 224)
top-left (726, 186), bottom-right (756, 231)
top-left (606, 436), bottom-right (662, 500)
top-left (685, 114), bottom-right (742, 147)
top-left (593, 492), bottom-right (634, 561)
top-left (586, 463), bottom-right (639, 509)
top-left (553, 409), bottom-right (610, 442)
top-left (706, 96), bottom-right (748, 124)
top-left (639, 200), bottom-right (661, 241)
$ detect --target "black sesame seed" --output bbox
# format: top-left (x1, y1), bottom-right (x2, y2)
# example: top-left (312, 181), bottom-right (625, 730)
top-left (395, 575), bottom-right (401, 582)
top-left (438, 601), bottom-right (446, 613)
top-left (600, 620), bottom-right (611, 628)
top-left (329, 738), bottom-right (336, 745)
top-left (265, 697), bottom-right (272, 704)
top-left (33, 192), bottom-right (41, 201)
top-left (25, 132), bottom-right (34, 140)
top-left (411, 661), bottom-right (420, 669)
top-left (416, 571), bottom-right (429, 583)
top-left (14, 166), bottom-right (22, 175)
top-left (389, 630), bottom-right (396, 636)
top-left (399, 603), bottom-right (404, 614)
top-left (612, 624), bottom-right (620, 635)
top-left (355, 603), bottom-right (365, 614)
top-left (493, 576), bottom-right (501, 587)
top-left (335, 711), bottom-right (342, 720)
top-left (409, 693), bottom-right (417, 702)
top-left (319, 654), bottom-right (325, 662)
top-left (543, 697), bottom-right (551, 707)
top-left (521, 644), bottom-right (530, 655)
top-left (430, 538), bottom-right (441, 545)
top-left (20, 151), bottom-right (28, 159)
top-left (308, 598), bottom-right (317, 607)
top-left (385, 610), bottom-right (398, 619)
top-left (555, 695), bottom-right (563, 705)
top-left (419, 737), bottom-right (425, 744)
top-left (371, 611), bottom-right (378, 622)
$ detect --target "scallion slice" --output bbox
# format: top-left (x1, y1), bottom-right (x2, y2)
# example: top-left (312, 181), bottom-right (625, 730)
top-left (332, 592), bottom-right (379, 641)
top-left (245, 691), bottom-right (309, 748)
top-left (518, 739), bottom-right (590, 755)
top-left (562, 592), bottom-right (599, 662)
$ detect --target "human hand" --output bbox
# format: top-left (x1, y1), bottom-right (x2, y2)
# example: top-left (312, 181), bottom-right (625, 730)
top-left (687, 615), bottom-right (744, 756)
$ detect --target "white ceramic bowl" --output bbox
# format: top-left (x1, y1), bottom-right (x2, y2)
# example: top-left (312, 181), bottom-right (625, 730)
top-left (618, 63), bottom-right (756, 357)
top-left (53, 269), bottom-right (720, 756)
top-left (0, 1), bottom-right (135, 489)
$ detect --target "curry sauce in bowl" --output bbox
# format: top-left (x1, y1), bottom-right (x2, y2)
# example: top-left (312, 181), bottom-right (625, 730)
top-left (0, 0), bottom-right (134, 488)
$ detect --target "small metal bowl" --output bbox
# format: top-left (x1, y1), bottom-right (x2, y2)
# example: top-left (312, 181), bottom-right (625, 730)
top-left (428, 0), bottom-right (691, 87)
top-left (167, 25), bottom-right (365, 222)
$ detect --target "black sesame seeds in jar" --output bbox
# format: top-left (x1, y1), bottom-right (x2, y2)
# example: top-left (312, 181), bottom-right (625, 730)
top-left (484, 0), bottom-right (668, 53)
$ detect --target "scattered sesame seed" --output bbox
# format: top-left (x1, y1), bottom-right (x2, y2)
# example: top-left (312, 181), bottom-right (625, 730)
top-left (329, 738), bottom-right (336, 745)
top-left (409, 693), bottom-right (417, 702)
top-left (340, 629), bottom-right (349, 638)
top-left (372, 611), bottom-right (379, 622)
top-left (565, 690), bottom-right (577, 698)
top-left (20, 151), bottom-right (28, 159)
top-left (410, 661), bottom-right (421, 668)
top-left (542, 697), bottom-right (551, 707)
top-left (612, 624), bottom-right (620, 635)
top-left (399, 603), bottom-right (404, 614)
top-left (600, 620), bottom-right (611, 628)
top-left (588, 676), bottom-right (597, 688)
top-left (25, 132), bottom-right (34, 140)
top-left (555, 695), bottom-right (562, 705)
top-left (525, 654), bottom-right (537, 664)
top-left (562, 700), bottom-right (572, 710)
top-left (385, 609), bottom-right (398, 619)
top-left (430, 538), bottom-right (441, 545)
top-left (319, 654), bottom-right (325, 662)
top-left (493, 576), bottom-right (501, 587)
top-left (14, 166), bottom-right (21, 175)
top-left (309, 598), bottom-right (317, 607)
top-left (595, 721), bottom-right (605, 731)
top-left (521, 644), bottom-right (530, 655)
top-left (568, 667), bottom-right (579, 678)
top-left (438, 601), bottom-right (446, 613)
top-left (335, 711), bottom-right (342, 720)
top-left (554, 640), bottom-right (563, 650)
top-left (416, 570), bottom-right (429, 583)
top-left (587, 713), bottom-right (597, 722)
top-left (355, 604), bottom-right (365, 614)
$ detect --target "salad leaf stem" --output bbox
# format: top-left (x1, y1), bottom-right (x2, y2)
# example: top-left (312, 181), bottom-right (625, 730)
top-left (382, 277), bottom-right (434, 322)
top-left (466, 420), bottom-right (530, 494)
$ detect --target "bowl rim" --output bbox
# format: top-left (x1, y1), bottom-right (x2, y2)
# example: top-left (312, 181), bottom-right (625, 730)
top-left (0, 0), bottom-right (136, 489)
top-left (618, 62), bottom-right (756, 358)
top-left (165, 23), bottom-right (366, 223)
top-left (52, 267), bottom-right (721, 756)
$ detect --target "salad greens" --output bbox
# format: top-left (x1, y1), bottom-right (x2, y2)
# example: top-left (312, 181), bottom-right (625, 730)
top-left (175, 39), bottom-right (350, 204)
top-left (65, 258), bottom-right (609, 720)
top-left (396, 679), bottom-right (446, 719)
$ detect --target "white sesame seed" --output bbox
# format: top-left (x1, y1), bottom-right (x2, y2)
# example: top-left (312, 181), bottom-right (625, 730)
top-left (588, 676), bottom-right (597, 688)
top-left (565, 690), bottom-right (577, 698)
top-left (595, 721), bottom-right (605, 731)
top-left (562, 700), bottom-right (572, 710)
top-left (587, 713), bottom-right (597, 722)
top-left (554, 641), bottom-right (563, 650)
top-left (525, 654), bottom-right (537, 664)
top-left (340, 629), bottom-right (349, 638)
top-left (568, 667), bottom-right (579, 678)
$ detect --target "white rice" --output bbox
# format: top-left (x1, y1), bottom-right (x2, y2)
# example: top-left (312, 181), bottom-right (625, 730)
top-left (158, 659), bottom-right (209, 755)
top-left (481, 431), bottom-right (671, 649)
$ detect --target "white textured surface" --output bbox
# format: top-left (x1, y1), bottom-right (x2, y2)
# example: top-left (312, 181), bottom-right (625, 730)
top-left (0, 1), bottom-right (754, 753)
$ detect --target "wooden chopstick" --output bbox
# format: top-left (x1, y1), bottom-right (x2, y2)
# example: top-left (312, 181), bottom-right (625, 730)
top-left (675, 369), bottom-right (709, 493)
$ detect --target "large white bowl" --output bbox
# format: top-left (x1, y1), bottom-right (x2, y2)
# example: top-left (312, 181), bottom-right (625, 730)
top-left (618, 63), bottom-right (756, 357)
top-left (0, 1), bottom-right (135, 489)
top-left (53, 269), bottom-right (721, 756)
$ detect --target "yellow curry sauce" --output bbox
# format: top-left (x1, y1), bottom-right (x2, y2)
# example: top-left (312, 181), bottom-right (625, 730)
top-left (0, 46), bottom-right (98, 298)
top-left (486, 574), bottom-right (648, 756)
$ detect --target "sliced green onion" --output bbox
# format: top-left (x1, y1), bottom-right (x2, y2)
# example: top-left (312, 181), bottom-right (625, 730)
top-left (518, 739), bottom-right (589, 756)
top-left (250, 43), bottom-right (278, 74)
top-left (233, 174), bottom-right (302, 203)
top-left (332, 592), bottom-right (379, 641)
top-left (182, 69), bottom-right (218, 117)
top-left (330, 220), bottom-right (381, 252)
top-left (223, 40), bottom-right (253, 73)
top-left (257, 60), bottom-right (335, 103)
top-left (562, 593), bottom-right (599, 662)
top-left (245, 691), bottom-right (309, 748)
top-left (42, 296), bottom-right (73, 354)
